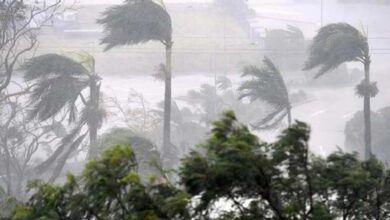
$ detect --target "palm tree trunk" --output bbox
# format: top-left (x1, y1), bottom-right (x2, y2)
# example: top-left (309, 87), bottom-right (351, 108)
top-left (287, 105), bottom-right (292, 127)
top-left (90, 128), bottom-right (97, 144)
top-left (363, 57), bottom-right (372, 160)
top-left (89, 81), bottom-right (98, 146)
top-left (48, 133), bottom-right (87, 183)
top-left (89, 124), bottom-right (98, 147)
top-left (89, 60), bottom-right (98, 148)
top-left (163, 41), bottom-right (173, 157)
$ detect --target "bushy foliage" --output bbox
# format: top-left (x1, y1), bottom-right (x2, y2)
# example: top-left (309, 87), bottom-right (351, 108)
top-left (13, 145), bottom-right (189, 220)
top-left (179, 111), bottom-right (390, 219)
top-left (88, 128), bottom-right (162, 180)
top-left (264, 25), bottom-right (306, 71)
top-left (345, 107), bottom-right (390, 162)
top-left (13, 112), bottom-right (390, 219)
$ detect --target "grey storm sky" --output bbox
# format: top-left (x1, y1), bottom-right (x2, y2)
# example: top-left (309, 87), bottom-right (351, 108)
top-left (72, 0), bottom-right (212, 4)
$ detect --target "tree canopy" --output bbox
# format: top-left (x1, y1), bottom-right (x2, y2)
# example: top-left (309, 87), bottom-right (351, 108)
top-left (22, 54), bottom-right (90, 122)
top-left (303, 23), bottom-right (368, 77)
top-left (13, 145), bottom-right (188, 220)
top-left (264, 25), bottom-right (306, 71)
top-left (98, 0), bottom-right (172, 50)
top-left (345, 107), bottom-right (390, 162)
top-left (88, 128), bottom-right (162, 180)
top-left (13, 111), bottom-right (390, 219)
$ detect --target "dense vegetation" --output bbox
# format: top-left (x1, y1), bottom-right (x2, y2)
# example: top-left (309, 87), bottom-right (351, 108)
top-left (0, 0), bottom-right (386, 218)
top-left (12, 112), bottom-right (390, 219)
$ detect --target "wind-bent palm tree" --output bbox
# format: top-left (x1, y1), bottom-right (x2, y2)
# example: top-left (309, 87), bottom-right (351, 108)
top-left (303, 23), bottom-right (376, 160)
top-left (239, 57), bottom-right (292, 129)
top-left (22, 53), bottom-right (105, 181)
top-left (97, 0), bottom-right (173, 155)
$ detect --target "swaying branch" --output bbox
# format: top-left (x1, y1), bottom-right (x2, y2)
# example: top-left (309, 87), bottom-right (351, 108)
top-left (0, 0), bottom-right (63, 93)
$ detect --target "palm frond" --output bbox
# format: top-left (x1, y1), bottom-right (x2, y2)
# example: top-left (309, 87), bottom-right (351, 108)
top-left (355, 80), bottom-right (379, 98)
top-left (250, 106), bottom-right (287, 130)
top-left (239, 57), bottom-right (289, 107)
top-left (216, 76), bottom-right (232, 91)
top-left (35, 122), bottom-right (86, 175)
top-left (98, 0), bottom-right (172, 50)
top-left (240, 57), bottom-right (291, 130)
top-left (48, 132), bottom-right (88, 183)
top-left (22, 54), bottom-right (88, 81)
top-left (68, 95), bottom-right (79, 124)
top-left (304, 23), bottom-right (368, 77)
top-left (28, 75), bottom-right (88, 121)
top-left (23, 54), bottom-right (90, 121)
top-left (64, 51), bottom-right (96, 74)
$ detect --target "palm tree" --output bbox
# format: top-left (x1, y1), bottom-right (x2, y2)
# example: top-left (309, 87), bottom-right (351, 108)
top-left (23, 54), bottom-right (89, 122)
top-left (97, 0), bottom-right (173, 155)
top-left (303, 23), bottom-right (376, 160)
top-left (239, 57), bottom-right (292, 129)
top-left (22, 53), bottom-right (105, 181)
top-left (75, 52), bottom-right (104, 148)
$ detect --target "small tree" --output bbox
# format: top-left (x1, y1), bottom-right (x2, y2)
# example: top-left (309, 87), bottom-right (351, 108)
top-left (304, 23), bottom-right (375, 160)
top-left (0, 91), bottom-right (66, 198)
top-left (239, 57), bottom-right (292, 129)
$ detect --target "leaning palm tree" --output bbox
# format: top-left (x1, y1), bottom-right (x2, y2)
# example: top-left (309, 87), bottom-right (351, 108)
top-left (97, 0), bottom-right (173, 155)
top-left (239, 57), bottom-right (292, 129)
top-left (23, 54), bottom-right (90, 122)
top-left (303, 23), bottom-right (376, 160)
top-left (22, 53), bottom-right (105, 181)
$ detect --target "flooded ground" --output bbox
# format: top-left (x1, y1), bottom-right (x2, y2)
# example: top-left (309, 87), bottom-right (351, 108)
top-left (100, 73), bottom-right (390, 156)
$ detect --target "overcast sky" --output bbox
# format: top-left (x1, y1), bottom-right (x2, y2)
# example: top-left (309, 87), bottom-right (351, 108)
top-left (69, 0), bottom-right (212, 5)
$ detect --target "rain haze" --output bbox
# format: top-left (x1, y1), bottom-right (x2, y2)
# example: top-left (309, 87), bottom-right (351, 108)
top-left (2, 0), bottom-right (390, 218)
